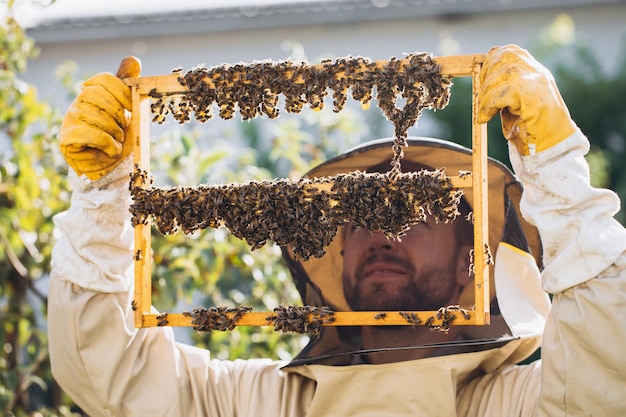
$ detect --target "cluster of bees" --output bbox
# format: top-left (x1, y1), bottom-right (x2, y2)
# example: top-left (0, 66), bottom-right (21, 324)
top-left (267, 305), bottom-right (336, 337)
top-left (467, 243), bottom-right (494, 276)
top-left (148, 52), bottom-right (450, 139)
top-left (134, 52), bottom-right (458, 259)
top-left (398, 311), bottom-right (422, 325)
top-left (179, 304), bottom-right (334, 336)
top-left (398, 305), bottom-right (472, 332)
top-left (182, 306), bottom-right (253, 332)
top-left (129, 166), bottom-right (463, 260)
top-left (425, 305), bottom-right (472, 333)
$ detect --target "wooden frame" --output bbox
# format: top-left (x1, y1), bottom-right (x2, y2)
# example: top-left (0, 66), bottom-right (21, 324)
top-left (124, 53), bottom-right (490, 330)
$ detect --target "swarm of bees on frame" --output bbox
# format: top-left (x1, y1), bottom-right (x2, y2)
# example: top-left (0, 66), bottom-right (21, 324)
top-left (267, 305), bottom-right (336, 337)
top-left (129, 167), bottom-right (463, 260)
top-left (179, 305), bottom-right (335, 336)
top-left (148, 52), bottom-right (450, 136)
top-left (133, 51), bottom-right (458, 259)
top-left (182, 306), bottom-right (253, 332)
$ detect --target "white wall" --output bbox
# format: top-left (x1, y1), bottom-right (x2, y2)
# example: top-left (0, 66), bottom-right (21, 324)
top-left (23, 2), bottom-right (626, 114)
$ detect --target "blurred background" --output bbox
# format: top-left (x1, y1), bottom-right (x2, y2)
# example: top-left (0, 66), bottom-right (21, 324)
top-left (2, 0), bottom-right (625, 415)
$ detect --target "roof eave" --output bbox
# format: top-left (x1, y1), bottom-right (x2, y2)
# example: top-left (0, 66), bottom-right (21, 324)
top-left (25, 0), bottom-right (622, 44)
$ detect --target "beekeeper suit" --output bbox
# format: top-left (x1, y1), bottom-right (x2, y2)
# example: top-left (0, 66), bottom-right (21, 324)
top-left (49, 45), bottom-right (626, 416)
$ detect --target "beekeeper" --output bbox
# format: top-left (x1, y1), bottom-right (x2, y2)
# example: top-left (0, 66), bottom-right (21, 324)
top-left (49, 45), bottom-right (626, 416)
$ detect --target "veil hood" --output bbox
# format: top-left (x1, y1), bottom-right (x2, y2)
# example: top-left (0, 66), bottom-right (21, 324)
top-left (281, 137), bottom-right (550, 367)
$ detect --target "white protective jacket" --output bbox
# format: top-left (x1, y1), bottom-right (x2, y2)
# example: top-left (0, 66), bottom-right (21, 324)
top-left (49, 130), bottom-right (626, 416)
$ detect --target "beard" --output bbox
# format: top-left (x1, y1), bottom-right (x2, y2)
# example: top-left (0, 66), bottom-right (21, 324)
top-left (342, 253), bottom-right (459, 311)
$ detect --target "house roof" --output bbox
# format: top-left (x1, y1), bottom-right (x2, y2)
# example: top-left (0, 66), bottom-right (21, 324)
top-left (23, 0), bottom-right (622, 44)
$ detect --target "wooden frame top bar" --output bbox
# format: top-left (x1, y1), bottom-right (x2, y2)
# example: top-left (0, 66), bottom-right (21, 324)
top-left (125, 54), bottom-right (486, 95)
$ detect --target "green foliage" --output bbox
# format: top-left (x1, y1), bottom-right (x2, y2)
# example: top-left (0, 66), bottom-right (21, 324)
top-left (527, 14), bottom-right (626, 223)
top-left (544, 43), bottom-right (626, 224)
top-left (1, 5), bottom-right (72, 416)
top-left (431, 30), bottom-right (626, 224)
top-left (428, 78), bottom-right (510, 165)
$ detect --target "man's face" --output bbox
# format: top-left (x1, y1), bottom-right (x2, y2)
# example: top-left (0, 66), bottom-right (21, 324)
top-left (341, 220), bottom-right (470, 311)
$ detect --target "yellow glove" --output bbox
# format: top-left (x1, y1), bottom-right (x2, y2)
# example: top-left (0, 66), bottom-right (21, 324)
top-left (59, 56), bottom-right (142, 180)
top-left (477, 45), bottom-right (577, 155)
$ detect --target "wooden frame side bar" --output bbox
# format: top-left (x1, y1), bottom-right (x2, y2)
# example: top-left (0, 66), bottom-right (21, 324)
top-left (471, 60), bottom-right (490, 325)
top-left (129, 86), bottom-right (153, 327)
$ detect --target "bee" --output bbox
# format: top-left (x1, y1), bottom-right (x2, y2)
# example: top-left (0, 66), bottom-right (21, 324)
top-left (399, 311), bottom-right (421, 325)
top-left (230, 305), bottom-right (252, 329)
top-left (484, 244), bottom-right (494, 265)
top-left (171, 66), bottom-right (183, 74)
top-left (156, 312), bottom-right (168, 327)
top-left (374, 312), bottom-right (387, 320)
top-left (131, 300), bottom-right (137, 311)
top-left (444, 304), bottom-right (470, 320)
top-left (432, 306), bottom-right (457, 333)
top-left (458, 170), bottom-right (471, 179)
top-left (134, 250), bottom-right (143, 261)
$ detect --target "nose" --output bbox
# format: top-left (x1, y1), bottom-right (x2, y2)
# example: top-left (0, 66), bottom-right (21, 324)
top-left (367, 232), bottom-right (396, 253)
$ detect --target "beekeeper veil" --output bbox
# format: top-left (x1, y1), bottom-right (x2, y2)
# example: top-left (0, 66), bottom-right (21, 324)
top-left (281, 137), bottom-right (550, 367)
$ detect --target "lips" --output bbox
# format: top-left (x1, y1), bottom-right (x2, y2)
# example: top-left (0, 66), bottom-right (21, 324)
top-left (362, 260), bottom-right (408, 281)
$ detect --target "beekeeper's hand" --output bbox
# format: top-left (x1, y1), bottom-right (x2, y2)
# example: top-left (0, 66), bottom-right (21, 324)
top-left (59, 56), bottom-right (141, 181)
top-left (477, 45), bottom-right (577, 155)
